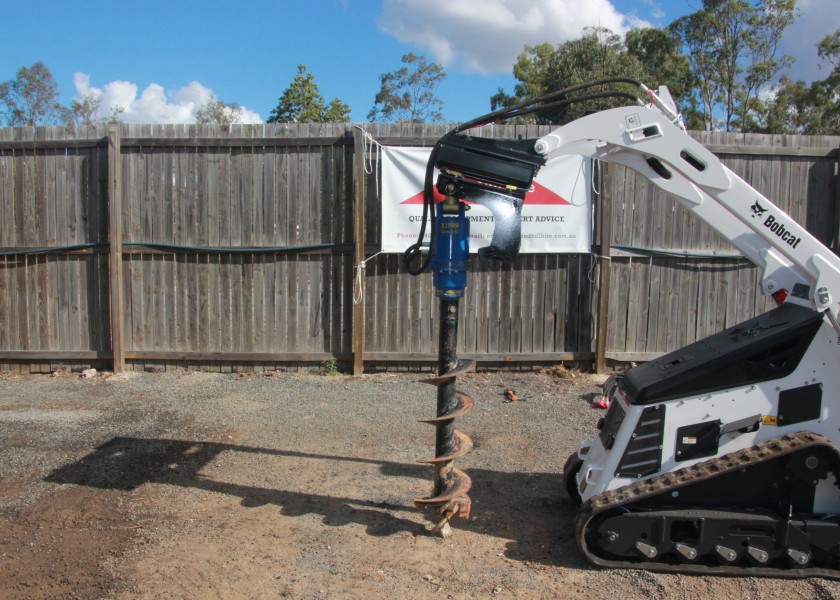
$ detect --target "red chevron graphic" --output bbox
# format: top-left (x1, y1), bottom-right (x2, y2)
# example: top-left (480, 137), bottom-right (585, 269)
top-left (399, 181), bottom-right (570, 205)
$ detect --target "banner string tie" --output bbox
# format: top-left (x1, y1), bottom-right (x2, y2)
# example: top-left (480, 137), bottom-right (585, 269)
top-left (353, 250), bottom-right (385, 305)
top-left (354, 125), bottom-right (382, 202)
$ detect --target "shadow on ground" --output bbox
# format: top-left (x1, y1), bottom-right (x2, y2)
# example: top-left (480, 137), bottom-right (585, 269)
top-left (45, 436), bottom-right (585, 568)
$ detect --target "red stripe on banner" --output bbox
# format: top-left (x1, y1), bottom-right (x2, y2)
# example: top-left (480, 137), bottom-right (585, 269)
top-left (525, 181), bottom-right (571, 205)
top-left (401, 188), bottom-right (445, 205)
top-left (399, 181), bottom-right (570, 206)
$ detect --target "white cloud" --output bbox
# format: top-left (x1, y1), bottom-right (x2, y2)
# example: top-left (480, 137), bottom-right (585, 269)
top-left (641, 0), bottom-right (665, 22)
top-left (379, 0), bottom-right (651, 74)
top-left (73, 73), bottom-right (263, 124)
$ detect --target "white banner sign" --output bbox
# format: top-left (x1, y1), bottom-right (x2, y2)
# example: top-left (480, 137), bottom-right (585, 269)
top-left (380, 146), bottom-right (592, 254)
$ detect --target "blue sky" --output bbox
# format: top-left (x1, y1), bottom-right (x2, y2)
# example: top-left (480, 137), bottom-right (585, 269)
top-left (1, 0), bottom-right (837, 125)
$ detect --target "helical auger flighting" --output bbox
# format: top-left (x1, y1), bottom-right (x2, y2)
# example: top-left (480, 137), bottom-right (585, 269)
top-left (414, 354), bottom-right (475, 537)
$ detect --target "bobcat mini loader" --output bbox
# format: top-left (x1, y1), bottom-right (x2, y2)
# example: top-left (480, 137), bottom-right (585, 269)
top-left (408, 78), bottom-right (840, 578)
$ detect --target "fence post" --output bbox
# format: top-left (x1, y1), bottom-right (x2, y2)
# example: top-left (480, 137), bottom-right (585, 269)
top-left (107, 126), bottom-right (125, 373)
top-left (595, 162), bottom-right (612, 374)
top-left (352, 127), bottom-right (366, 376)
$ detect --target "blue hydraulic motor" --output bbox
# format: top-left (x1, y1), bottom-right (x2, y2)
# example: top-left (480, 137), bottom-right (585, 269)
top-left (431, 198), bottom-right (469, 298)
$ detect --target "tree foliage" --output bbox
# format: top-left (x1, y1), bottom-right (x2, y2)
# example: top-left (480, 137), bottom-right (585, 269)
top-left (625, 27), bottom-right (703, 128)
top-left (323, 98), bottom-right (352, 123)
top-left (489, 43), bottom-right (551, 122)
top-left (809, 29), bottom-right (840, 134)
top-left (368, 53), bottom-right (446, 123)
top-left (754, 29), bottom-right (840, 134)
top-left (670, 0), bottom-right (796, 131)
top-left (493, 1), bottom-right (807, 132)
top-left (66, 94), bottom-right (101, 127)
top-left (65, 93), bottom-right (124, 127)
top-left (196, 99), bottom-right (242, 128)
top-left (267, 65), bottom-right (350, 124)
top-left (491, 27), bottom-right (682, 125)
top-left (0, 62), bottom-right (65, 126)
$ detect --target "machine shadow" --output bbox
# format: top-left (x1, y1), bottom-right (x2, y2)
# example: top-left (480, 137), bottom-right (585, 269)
top-left (45, 436), bottom-right (582, 567)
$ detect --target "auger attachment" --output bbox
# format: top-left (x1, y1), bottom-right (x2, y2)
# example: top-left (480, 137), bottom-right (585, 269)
top-left (414, 196), bottom-right (476, 537)
top-left (414, 319), bottom-right (476, 537)
top-left (403, 98), bottom-right (540, 538)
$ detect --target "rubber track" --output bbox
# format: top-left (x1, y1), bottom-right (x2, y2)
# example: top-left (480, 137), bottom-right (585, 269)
top-left (577, 431), bottom-right (840, 579)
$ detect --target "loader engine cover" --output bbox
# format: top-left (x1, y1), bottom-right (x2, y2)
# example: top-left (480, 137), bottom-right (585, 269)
top-left (623, 303), bottom-right (824, 405)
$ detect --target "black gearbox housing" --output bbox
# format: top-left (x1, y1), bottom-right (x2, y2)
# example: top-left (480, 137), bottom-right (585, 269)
top-left (434, 134), bottom-right (545, 196)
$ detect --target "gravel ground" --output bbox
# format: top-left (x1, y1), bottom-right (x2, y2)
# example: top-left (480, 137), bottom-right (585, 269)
top-left (1, 367), bottom-right (839, 599)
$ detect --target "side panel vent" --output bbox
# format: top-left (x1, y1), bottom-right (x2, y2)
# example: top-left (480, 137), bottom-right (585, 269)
top-left (617, 405), bottom-right (665, 478)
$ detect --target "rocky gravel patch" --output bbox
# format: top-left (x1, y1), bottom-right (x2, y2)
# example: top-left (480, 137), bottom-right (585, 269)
top-left (0, 368), bottom-right (838, 599)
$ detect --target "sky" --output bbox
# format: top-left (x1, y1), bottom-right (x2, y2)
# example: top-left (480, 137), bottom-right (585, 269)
top-left (0, 0), bottom-right (837, 125)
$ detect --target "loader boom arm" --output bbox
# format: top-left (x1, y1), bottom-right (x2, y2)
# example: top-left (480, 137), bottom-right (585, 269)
top-left (533, 98), bottom-right (840, 318)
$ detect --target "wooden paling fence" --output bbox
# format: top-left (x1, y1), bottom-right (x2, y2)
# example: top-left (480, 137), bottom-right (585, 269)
top-left (0, 124), bottom-right (837, 374)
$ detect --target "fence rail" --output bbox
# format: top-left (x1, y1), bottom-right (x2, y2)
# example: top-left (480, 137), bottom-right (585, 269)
top-left (0, 123), bottom-right (837, 373)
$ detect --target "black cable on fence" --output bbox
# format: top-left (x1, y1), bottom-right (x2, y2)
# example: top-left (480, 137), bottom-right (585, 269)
top-left (0, 242), bottom-right (352, 257)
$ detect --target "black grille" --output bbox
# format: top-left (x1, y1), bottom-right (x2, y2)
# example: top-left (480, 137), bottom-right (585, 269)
top-left (617, 404), bottom-right (665, 478)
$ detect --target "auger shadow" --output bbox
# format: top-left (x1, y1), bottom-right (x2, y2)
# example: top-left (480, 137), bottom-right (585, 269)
top-left (45, 436), bottom-right (584, 567)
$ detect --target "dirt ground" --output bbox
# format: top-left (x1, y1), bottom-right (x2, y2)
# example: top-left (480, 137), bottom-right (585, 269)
top-left (1, 367), bottom-right (840, 600)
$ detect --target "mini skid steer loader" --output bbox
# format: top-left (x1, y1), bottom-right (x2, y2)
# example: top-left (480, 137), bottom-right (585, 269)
top-left (404, 78), bottom-right (840, 578)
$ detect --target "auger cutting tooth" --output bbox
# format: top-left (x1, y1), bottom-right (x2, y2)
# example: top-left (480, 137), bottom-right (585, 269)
top-left (414, 467), bottom-right (472, 507)
top-left (416, 430), bottom-right (474, 464)
top-left (419, 359), bottom-right (476, 386)
top-left (418, 391), bottom-right (475, 423)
